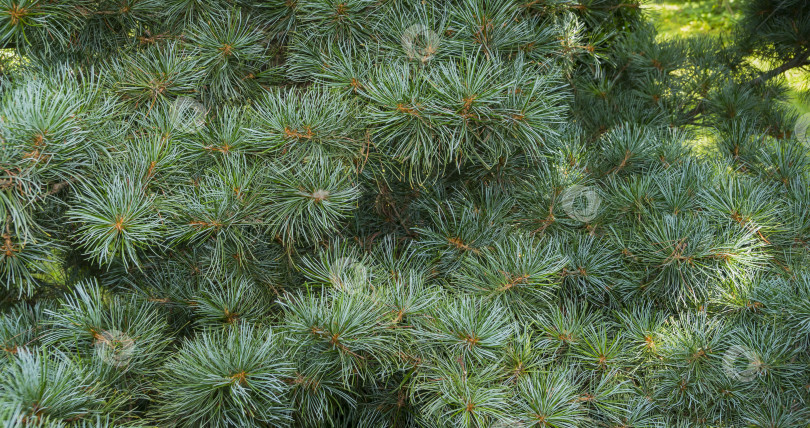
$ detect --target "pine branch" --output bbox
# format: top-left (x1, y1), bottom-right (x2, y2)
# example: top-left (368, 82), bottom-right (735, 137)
top-left (750, 46), bottom-right (810, 85)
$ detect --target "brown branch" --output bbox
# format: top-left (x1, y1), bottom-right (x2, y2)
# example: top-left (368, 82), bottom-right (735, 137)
top-left (750, 48), bottom-right (810, 85)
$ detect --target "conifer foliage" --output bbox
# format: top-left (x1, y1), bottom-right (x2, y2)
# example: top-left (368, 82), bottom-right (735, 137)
top-left (0, 0), bottom-right (808, 426)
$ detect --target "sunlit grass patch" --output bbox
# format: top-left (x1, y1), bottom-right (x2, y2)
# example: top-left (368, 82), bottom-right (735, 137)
top-left (645, 0), bottom-right (742, 39)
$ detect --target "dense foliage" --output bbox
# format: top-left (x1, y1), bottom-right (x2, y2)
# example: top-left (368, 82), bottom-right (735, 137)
top-left (0, 0), bottom-right (808, 426)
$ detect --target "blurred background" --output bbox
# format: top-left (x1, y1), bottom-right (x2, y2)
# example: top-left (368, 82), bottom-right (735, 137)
top-left (647, 0), bottom-right (739, 36)
top-left (647, 0), bottom-right (809, 115)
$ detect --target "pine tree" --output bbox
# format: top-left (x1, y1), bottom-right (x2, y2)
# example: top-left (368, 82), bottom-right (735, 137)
top-left (0, 0), bottom-right (808, 426)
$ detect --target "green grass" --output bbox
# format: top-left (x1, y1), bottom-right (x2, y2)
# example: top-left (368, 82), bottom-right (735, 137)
top-left (645, 0), bottom-right (742, 39)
